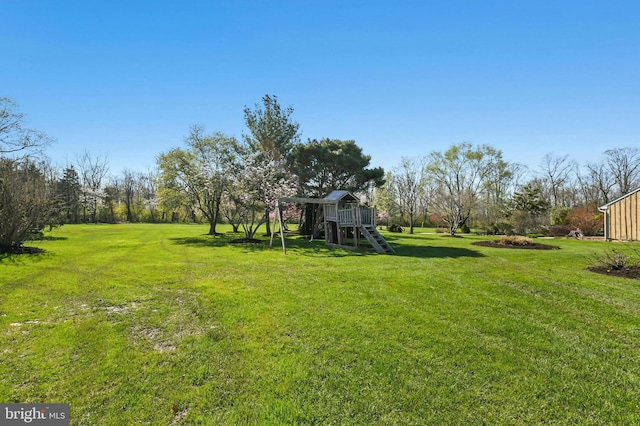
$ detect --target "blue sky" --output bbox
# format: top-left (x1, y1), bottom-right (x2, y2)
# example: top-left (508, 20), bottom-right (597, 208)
top-left (2, 1), bottom-right (639, 176)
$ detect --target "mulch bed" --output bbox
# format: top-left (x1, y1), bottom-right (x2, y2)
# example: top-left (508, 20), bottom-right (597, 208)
top-left (474, 241), bottom-right (640, 278)
top-left (586, 266), bottom-right (640, 279)
top-left (472, 241), bottom-right (559, 250)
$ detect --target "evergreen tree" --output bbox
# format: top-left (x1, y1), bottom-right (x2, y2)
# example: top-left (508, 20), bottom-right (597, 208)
top-left (56, 166), bottom-right (82, 223)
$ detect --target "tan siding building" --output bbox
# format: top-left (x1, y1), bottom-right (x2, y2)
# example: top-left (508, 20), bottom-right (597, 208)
top-left (599, 188), bottom-right (640, 241)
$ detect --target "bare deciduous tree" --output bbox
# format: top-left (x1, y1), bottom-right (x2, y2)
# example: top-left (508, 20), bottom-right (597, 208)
top-left (76, 151), bottom-right (109, 223)
top-left (121, 169), bottom-right (139, 222)
top-left (0, 97), bottom-right (52, 157)
top-left (539, 153), bottom-right (573, 208)
top-left (605, 147), bottom-right (640, 197)
top-left (393, 157), bottom-right (427, 234)
top-left (140, 169), bottom-right (159, 222)
top-left (578, 161), bottom-right (615, 206)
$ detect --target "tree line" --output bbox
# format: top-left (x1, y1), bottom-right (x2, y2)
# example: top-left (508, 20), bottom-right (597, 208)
top-left (0, 95), bottom-right (383, 252)
top-left (379, 144), bottom-right (640, 236)
top-left (1, 94), bottom-right (638, 252)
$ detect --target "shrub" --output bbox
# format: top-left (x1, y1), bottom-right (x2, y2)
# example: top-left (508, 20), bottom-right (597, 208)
top-left (567, 207), bottom-right (603, 236)
top-left (459, 224), bottom-right (470, 234)
top-left (388, 223), bottom-right (403, 233)
top-left (486, 222), bottom-right (514, 235)
top-left (0, 159), bottom-right (58, 253)
top-left (588, 245), bottom-right (640, 271)
top-left (498, 235), bottom-right (533, 246)
top-left (550, 207), bottom-right (571, 225)
top-left (548, 225), bottom-right (572, 237)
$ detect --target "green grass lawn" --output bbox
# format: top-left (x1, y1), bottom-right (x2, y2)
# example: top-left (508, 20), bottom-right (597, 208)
top-left (1, 224), bottom-right (639, 425)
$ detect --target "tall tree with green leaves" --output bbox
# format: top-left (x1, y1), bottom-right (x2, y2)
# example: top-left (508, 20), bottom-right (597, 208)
top-left (157, 126), bottom-right (240, 235)
top-left (292, 138), bottom-right (385, 197)
top-left (508, 181), bottom-right (551, 234)
top-left (243, 94), bottom-right (301, 162)
top-left (56, 165), bottom-right (82, 223)
top-left (243, 95), bottom-right (301, 234)
top-left (291, 138), bottom-right (385, 237)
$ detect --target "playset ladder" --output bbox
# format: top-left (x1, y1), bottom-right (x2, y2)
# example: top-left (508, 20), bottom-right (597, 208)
top-left (360, 225), bottom-right (395, 254)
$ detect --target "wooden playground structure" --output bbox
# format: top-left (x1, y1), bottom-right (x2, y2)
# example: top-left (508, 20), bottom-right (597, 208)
top-left (270, 190), bottom-right (394, 254)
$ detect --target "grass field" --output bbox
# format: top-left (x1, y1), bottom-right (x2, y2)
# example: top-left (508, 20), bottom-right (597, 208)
top-left (1, 223), bottom-right (639, 425)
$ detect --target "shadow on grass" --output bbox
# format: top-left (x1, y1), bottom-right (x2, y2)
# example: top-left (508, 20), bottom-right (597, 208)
top-left (34, 236), bottom-right (68, 241)
top-left (393, 245), bottom-right (485, 258)
top-left (170, 233), bottom-right (485, 259)
top-left (383, 233), bottom-right (466, 241)
top-left (171, 234), bottom-right (291, 254)
top-left (0, 248), bottom-right (51, 263)
top-left (169, 235), bottom-right (234, 248)
top-left (277, 237), bottom-right (485, 259)
top-left (171, 233), bottom-right (360, 257)
top-left (275, 237), bottom-right (355, 258)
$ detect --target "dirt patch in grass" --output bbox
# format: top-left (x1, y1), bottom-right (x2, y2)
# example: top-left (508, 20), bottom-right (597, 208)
top-left (587, 266), bottom-right (640, 279)
top-left (472, 241), bottom-right (560, 250)
top-left (153, 342), bottom-right (177, 352)
top-left (132, 326), bottom-right (178, 352)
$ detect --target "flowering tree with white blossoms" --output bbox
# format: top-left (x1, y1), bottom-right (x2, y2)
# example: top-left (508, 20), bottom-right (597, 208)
top-left (234, 154), bottom-right (298, 240)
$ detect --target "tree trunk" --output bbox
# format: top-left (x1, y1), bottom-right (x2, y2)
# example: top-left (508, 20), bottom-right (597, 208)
top-left (264, 208), bottom-right (271, 235)
top-left (91, 202), bottom-right (97, 223)
top-left (409, 210), bottom-right (415, 234)
top-left (126, 202), bottom-right (133, 222)
top-left (313, 206), bottom-right (324, 239)
top-left (207, 212), bottom-right (217, 235)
